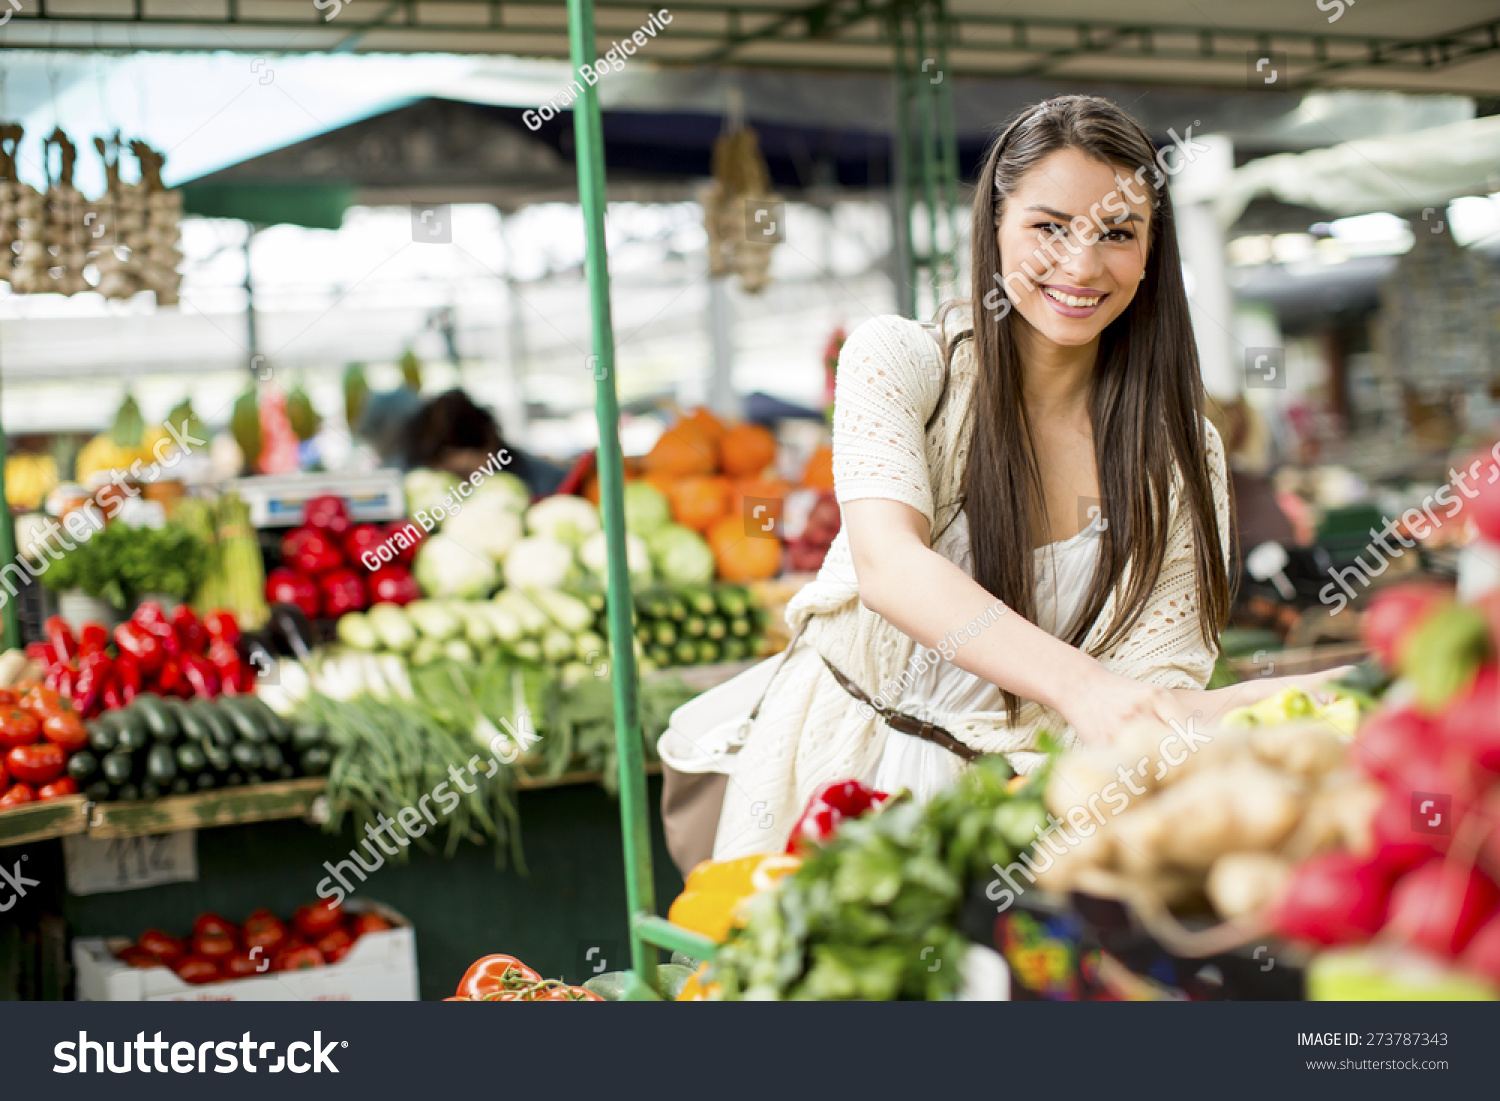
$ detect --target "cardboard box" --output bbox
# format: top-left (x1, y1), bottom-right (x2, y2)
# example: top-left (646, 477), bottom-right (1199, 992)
top-left (73, 901), bottom-right (419, 1001)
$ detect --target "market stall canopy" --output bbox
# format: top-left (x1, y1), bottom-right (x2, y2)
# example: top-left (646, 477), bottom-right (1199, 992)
top-left (4, 1), bottom-right (1500, 96)
top-left (1213, 112), bottom-right (1500, 226)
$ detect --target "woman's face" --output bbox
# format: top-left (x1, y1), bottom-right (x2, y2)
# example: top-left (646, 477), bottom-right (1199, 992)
top-left (995, 147), bottom-right (1153, 349)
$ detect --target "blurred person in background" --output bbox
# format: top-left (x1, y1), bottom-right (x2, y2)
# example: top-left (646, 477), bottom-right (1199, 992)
top-left (403, 390), bottom-right (564, 497)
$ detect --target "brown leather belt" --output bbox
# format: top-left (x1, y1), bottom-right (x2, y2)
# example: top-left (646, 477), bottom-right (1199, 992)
top-left (820, 655), bottom-right (984, 763)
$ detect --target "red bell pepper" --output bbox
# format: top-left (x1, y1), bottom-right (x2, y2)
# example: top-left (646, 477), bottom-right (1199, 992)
top-left (102, 679), bottom-right (127, 712)
top-left (281, 528), bottom-right (344, 574)
top-left (24, 640), bottom-right (54, 667)
top-left (77, 621), bottom-right (110, 656)
top-left (265, 568), bottom-right (321, 619)
top-left (343, 523), bottom-right (385, 567)
top-left (171, 605), bottom-right (209, 654)
top-left (318, 569), bottom-right (367, 618)
top-left (302, 494), bottom-right (351, 536)
top-left (132, 601), bottom-right (182, 656)
top-left (156, 657), bottom-right (185, 696)
top-left (114, 652), bottom-right (142, 701)
top-left (43, 616), bottom-right (77, 663)
top-left (207, 641), bottom-right (244, 695)
top-left (181, 654), bottom-right (221, 699)
top-left (113, 620), bottom-right (164, 674)
top-left (369, 566), bottom-right (420, 606)
top-left (785, 780), bottom-right (891, 853)
top-left (44, 664), bottom-right (74, 699)
top-left (203, 610), bottom-right (241, 647)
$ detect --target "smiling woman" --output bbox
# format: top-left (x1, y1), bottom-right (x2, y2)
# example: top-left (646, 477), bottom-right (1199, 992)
top-left (688, 96), bottom-right (1347, 864)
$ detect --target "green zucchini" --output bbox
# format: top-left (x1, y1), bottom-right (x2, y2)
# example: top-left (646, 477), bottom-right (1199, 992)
top-left (175, 703), bottom-right (212, 743)
top-left (223, 771), bottom-right (246, 787)
top-left (299, 746), bottom-right (331, 776)
top-left (202, 743), bottom-right (233, 773)
top-left (704, 616), bottom-right (728, 641)
top-left (196, 704), bottom-right (236, 748)
top-left (84, 780), bottom-right (111, 801)
top-left (68, 750), bottom-right (100, 783)
top-left (170, 777), bottom-right (192, 796)
top-left (260, 743), bottom-right (286, 776)
top-left (146, 744), bottom-right (177, 784)
top-left (238, 696), bottom-right (291, 743)
top-left (195, 772), bottom-right (218, 791)
top-left (681, 587), bottom-right (717, 617)
top-left (131, 696), bottom-right (178, 743)
top-left (176, 743), bottom-right (207, 775)
top-left (290, 722), bottom-right (325, 751)
top-left (115, 782), bottom-right (141, 802)
top-left (115, 715), bottom-right (150, 753)
top-left (683, 616), bottom-right (706, 639)
top-left (648, 644), bottom-right (673, 668)
top-left (86, 720), bottom-right (117, 754)
top-left (100, 750), bottom-right (135, 786)
top-left (216, 698), bottom-right (269, 743)
top-left (230, 743), bottom-right (262, 771)
top-left (139, 780), bottom-right (162, 801)
top-left (673, 639), bottom-right (697, 665)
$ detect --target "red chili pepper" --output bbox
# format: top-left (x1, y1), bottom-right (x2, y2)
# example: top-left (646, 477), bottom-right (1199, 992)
top-left (207, 640), bottom-right (244, 693)
top-left (234, 662), bottom-right (258, 695)
top-left (77, 621), bottom-right (110, 656)
top-left (785, 779), bottom-right (891, 853)
top-left (156, 657), bottom-right (185, 696)
top-left (181, 653), bottom-right (221, 699)
top-left (113, 621), bottom-right (164, 674)
top-left (102, 679), bottom-right (127, 712)
top-left (72, 651), bottom-right (113, 718)
top-left (171, 605), bottom-right (209, 655)
top-left (44, 665), bottom-right (74, 699)
top-left (115, 652), bottom-right (143, 695)
top-left (203, 610), bottom-right (241, 647)
top-left (132, 600), bottom-right (182, 656)
top-left (43, 616), bottom-right (77, 663)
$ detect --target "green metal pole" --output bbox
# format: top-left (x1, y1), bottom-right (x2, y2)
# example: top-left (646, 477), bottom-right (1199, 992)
top-left (890, 5), bottom-right (917, 319)
top-left (933, 0), bottom-right (962, 292)
top-left (913, 7), bottom-right (942, 315)
top-left (565, 0), bottom-right (660, 1000)
top-left (0, 367), bottom-right (18, 651)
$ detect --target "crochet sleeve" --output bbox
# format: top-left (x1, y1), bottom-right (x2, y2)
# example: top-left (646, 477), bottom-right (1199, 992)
top-left (831, 315), bottom-right (946, 528)
top-left (1102, 419), bottom-right (1232, 691)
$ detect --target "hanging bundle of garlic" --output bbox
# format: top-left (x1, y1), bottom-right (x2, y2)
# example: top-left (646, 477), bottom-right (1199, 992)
top-left (0, 123), bottom-right (24, 285)
top-left (700, 124), bottom-right (780, 294)
top-left (7, 124), bottom-right (52, 295)
top-left (132, 139), bottom-right (183, 306)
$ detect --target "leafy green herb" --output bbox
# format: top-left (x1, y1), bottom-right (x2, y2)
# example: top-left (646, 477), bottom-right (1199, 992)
top-left (42, 521), bottom-right (207, 607)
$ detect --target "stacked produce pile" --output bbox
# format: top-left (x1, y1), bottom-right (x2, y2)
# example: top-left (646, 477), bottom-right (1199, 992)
top-left (1267, 581), bottom-right (1500, 992)
top-left (446, 954), bottom-right (603, 1002)
top-left (74, 689), bottom-right (326, 804)
top-left (703, 759), bottom-right (1048, 1000)
top-left (114, 901), bottom-right (390, 984)
top-left (264, 494), bottom-right (419, 620)
top-left (0, 682), bottom-right (92, 808)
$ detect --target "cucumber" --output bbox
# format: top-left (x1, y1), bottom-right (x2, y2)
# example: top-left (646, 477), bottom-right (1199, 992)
top-left (683, 616), bottom-right (706, 639)
top-left (131, 696), bottom-right (178, 743)
top-left (86, 718), bottom-right (117, 754)
top-left (115, 712), bottom-right (151, 752)
top-left (648, 644), bottom-right (673, 668)
top-left (216, 697), bottom-right (269, 743)
top-left (704, 616), bottom-right (728, 641)
top-left (673, 639), bottom-right (697, 665)
top-left (115, 782), bottom-right (141, 802)
top-left (176, 743), bottom-right (207, 776)
top-left (291, 721), bottom-right (325, 751)
top-left (202, 743), bottom-right (233, 773)
top-left (101, 749), bottom-right (135, 785)
top-left (299, 746), bottom-right (331, 776)
top-left (721, 638), bottom-right (751, 662)
top-left (196, 704), bottom-right (236, 748)
top-left (170, 777), bottom-right (192, 796)
top-left (175, 703), bottom-right (212, 743)
top-left (68, 750), bottom-right (100, 784)
top-left (84, 780), bottom-right (111, 801)
top-left (681, 587), bottom-right (717, 617)
top-left (729, 617), bottom-right (752, 637)
top-left (715, 585), bottom-right (750, 618)
top-left (578, 589), bottom-right (606, 614)
top-left (195, 772), bottom-right (218, 791)
top-left (231, 743), bottom-right (262, 771)
top-left (139, 780), bottom-right (162, 801)
top-left (665, 596), bottom-right (688, 621)
top-left (696, 640), bottom-right (721, 664)
top-left (146, 744), bottom-right (177, 785)
top-left (653, 621), bottom-right (678, 647)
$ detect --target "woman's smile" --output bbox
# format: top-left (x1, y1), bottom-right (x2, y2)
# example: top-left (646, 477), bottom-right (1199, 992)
top-left (1040, 283), bottom-right (1109, 317)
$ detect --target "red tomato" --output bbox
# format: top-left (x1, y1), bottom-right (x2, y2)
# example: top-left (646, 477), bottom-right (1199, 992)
top-left (117, 947), bottom-right (164, 969)
top-left (0, 688), bottom-right (19, 708)
top-left (5, 742), bottom-right (65, 785)
top-left (243, 920), bottom-right (286, 953)
top-left (243, 907), bottom-right (280, 926)
top-left (19, 686), bottom-right (67, 721)
top-left (292, 900), bottom-right (344, 939)
top-left (37, 777), bottom-right (79, 800)
top-left (0, 708), bottom-right (40, 749)
top-left (41, 711), bottom-right (88, 753)
top-left (273, 945), bottom-right (326, 972)
top-left (224, 952), bottom-right (269, 979)
top-left (137, 929), bottom-right (186, 962)
top-left (349, 912), bottom-right (393, 938)
top-left (173, 956), bottom-right (222, 985)
top-left (194, 933), bottom-right (238, 960)
top-left (0, 782), bottom-right (35, 808)
top-left (192, 913), bottom-right (238, 940)
top-left (316, 928), bottom-right (354, 964)
top-left (455, 954), bottom-right (542, 999)
top-left (0, 757), bottom-right (7, 789)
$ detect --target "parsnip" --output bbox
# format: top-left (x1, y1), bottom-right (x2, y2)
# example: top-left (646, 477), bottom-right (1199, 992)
top-left (1206, 852), bottom-right (1291, 920)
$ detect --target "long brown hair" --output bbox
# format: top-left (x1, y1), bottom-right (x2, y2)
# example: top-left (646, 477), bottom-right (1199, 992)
top-left (941, 95), bottom-right (1230, 719)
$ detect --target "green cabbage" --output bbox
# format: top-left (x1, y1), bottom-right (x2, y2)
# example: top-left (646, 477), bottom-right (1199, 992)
top-left (474, 470), bottom-right (531, 513)
top-left (648, 524), bottom-right (715, 586)
top-left (525, 494), bottom-right (601, 548)
top-left (623, 481), bottom-right (672, 537)
top-left (413, 533), bottom-right (499, 598)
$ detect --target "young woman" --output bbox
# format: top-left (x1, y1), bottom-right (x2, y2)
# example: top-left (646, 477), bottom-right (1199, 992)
top-left (710, 96), bottom-right (1343, 860)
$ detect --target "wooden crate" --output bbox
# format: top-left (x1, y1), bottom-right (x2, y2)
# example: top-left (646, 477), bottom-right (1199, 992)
top-left (87, 778), bottom-right (326, 839)
top-left (0, 795), bottom-right (89, 848)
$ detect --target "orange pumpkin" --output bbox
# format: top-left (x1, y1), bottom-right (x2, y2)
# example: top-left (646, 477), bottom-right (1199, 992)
top-left (639, 470), bottom-right (680, 498)
top-left (718, 423), bottom-right (777, 478)
top-left (668, 475), bottom-right (732, 532)
top-left (801, 446), bottom-right (834, 490)
top-left (708, 514), bottom-right (783, 582)
top-left (728, 476), bottom-right (791, 519)
top-left (681, 407), bottom-right (728, 445)
top-left (645, 423), bottom-right (717, 477)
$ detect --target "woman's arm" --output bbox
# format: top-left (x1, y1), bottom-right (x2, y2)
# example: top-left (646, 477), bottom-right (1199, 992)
top-left (844, 497), bottom-right (1180, 743)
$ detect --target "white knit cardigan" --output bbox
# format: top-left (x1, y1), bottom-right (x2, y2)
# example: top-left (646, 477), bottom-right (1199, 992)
top-left (713, 311), bottom-right (1231, 858)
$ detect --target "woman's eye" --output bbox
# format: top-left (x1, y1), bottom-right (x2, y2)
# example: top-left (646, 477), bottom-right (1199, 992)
top-left (1103, 229), bottom-right (1135, 242)
top-left (1032, 222), bottom-right (1065, 235)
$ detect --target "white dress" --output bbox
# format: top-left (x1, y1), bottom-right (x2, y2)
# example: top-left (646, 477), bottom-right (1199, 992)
top-left (871, 511), bottom-right (1103, 804)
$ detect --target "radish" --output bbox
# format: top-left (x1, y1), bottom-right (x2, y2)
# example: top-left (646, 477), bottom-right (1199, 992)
top-left (1388, 861), bottom-right (1498, 957)
top-left (1354, 707), bottom-right (1431, 783)
top-left (1361, 583), bottom-right (1450, 671)
top-left (1438, 665), bottom-right (1500, 772)
top-left (1467, 451), bottom-right (1500, 543)
top-left (1273, 852), bottom-right (1392, 946)
top-left (1459, 913), bottom-right (1500, 985)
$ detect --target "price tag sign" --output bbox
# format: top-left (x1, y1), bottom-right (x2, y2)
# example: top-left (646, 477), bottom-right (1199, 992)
top-left (63, 831), bottom-right (199, 896)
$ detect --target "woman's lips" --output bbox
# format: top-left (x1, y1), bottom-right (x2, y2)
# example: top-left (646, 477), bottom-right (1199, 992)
top-left (1040, 284), bottom-right (1107, 318)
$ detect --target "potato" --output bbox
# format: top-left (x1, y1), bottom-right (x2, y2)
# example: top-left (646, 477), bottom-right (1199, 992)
top-left (1206, 852), bottom-right (1291, 920)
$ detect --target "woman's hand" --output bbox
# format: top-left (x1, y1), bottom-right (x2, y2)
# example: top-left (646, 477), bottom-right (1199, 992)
top-left (1058, 665), bottom-right (1183, 747)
